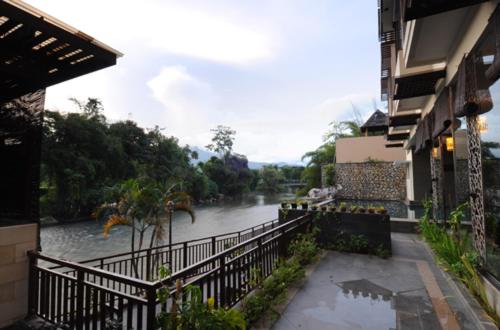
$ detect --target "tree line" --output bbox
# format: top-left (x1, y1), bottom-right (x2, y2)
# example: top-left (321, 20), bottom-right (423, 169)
top-left (40, 99), bottom-right (305, 220)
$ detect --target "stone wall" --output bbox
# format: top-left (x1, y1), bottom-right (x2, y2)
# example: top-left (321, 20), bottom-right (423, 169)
top-left (0, 224), bottom-right (37, 328)
top-left (335, 162), bottom-right (406, 200)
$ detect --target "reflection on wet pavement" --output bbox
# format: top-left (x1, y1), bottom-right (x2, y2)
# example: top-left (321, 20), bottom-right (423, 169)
top-left (273, 234), bottom-right (484, 330)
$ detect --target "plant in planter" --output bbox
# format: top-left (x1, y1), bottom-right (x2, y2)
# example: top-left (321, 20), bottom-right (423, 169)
top-left (367, 205), bottom-right (375, 214)
top-left (291, 201), bottom-right (298, 209)
top-left (358, 206), bottom-right (366, 213)
top-left (328, 205), bottom-right (336, 212)
top-left (321, 205), bottom-right (327, 212)
top-left (281, 202), bottom-right (289, 209)
top-left (350, 205), bottom-right (358, 213)
top-left (311, 205), bottom-right (318, 211)
top-left (376, 206), bottom-right (387, 214)
top-left (339, 202), bottom-right (347, 212)
top-left (300, 201), bottom-right (309, 210)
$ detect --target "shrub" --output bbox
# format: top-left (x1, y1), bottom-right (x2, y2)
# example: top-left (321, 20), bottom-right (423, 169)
top-left (242, 228), bottom-right (320, 327)
top-left (242, 258), bottom-right (305, 327)
top-left (288, 230), bottom-right (320, 265)
top-left (156, 267), bottom-right (246, 330)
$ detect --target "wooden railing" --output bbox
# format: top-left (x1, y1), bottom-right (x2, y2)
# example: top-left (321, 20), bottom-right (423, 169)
top-left (28, 214), bottom-right (312, 329)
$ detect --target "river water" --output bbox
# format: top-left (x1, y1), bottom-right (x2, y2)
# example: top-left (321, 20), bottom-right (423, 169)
top-left (40, 194), bottom-right (290, 262)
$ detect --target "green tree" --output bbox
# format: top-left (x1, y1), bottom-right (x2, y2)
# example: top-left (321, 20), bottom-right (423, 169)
top-left (298, 118), bottom-right (361, 195)
top-left (205, 125), bottom-right (236, 159)
top-left (97, 178), bottom-right (194, 279)
top-left (257, 165), bottom-right (284, 194)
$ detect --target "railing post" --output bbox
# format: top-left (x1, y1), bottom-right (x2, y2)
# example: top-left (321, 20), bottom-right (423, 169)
top-left (146, 286), bottom-right (157, 330)
top-left (76, 270), bottom-right (85, 330)
top-left (99, 259), bottom-right (104, 286)
top-left (183, 242), bottom-right (188, 269)
top-left (146, 249), bottom-right (152, 281)
top-left (219, 255), bottom-right (226, 307)
top-left (278, 226), bottom-right (287, 258)
top-left (238, 232), bottom-right (241, 244)
top-left (211, 236), bottom-right (216, 255)
top-left (257, 237), bottom-right (264, 278)
top-left (27, 252), bottom-right (38, 316)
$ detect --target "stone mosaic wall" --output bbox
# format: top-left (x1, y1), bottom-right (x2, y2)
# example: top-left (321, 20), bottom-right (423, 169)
top-left (335, 162), bottom-right (406, 201)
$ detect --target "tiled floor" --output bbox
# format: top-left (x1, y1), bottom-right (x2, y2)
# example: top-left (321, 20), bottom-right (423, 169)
top-left (273, 233), bottom-right (496, 330)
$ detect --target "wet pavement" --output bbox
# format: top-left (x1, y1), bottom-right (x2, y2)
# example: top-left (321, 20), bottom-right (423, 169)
top-left (273, 233), bottom-right (496, 330)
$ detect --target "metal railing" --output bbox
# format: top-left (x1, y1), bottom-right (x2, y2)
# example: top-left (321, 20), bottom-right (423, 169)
top-left (28, 214), bottom-right (312, 330)
top-left (50, 218), bottom-right (280, 281)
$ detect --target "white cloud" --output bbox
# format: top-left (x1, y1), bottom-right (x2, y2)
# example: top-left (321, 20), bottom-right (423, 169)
top-left (147, 66), bottom-right (220, 146)
top-left (146, 7), bottom-right (274, 65)
top-left (24, 0), bottom-right (275, 65)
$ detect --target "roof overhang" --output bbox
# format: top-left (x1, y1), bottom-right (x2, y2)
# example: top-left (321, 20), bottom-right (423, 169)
top-left (403, 0), bottom-right (488, 21)
top-left (0, 0), bottom-right (122, 103)
top-left (386, 129), bottom-right (410, 141)
top-left (393, 69), bottom-right (446, 100)
top-left (389, 111), bottom-right (421, 127)
top-left (385, 142), bottom-right (404, 148)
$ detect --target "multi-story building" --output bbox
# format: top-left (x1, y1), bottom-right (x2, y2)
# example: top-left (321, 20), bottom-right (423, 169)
top-left (378, 0), bottom-right (500, 303)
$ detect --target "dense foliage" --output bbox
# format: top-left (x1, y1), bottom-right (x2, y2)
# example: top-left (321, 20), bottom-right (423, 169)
top-left (40, 99), bottom-right (306, 220)
top-left (41, 99), bottom-right (208, 219)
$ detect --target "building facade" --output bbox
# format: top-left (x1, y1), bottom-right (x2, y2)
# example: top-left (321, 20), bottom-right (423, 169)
top-left (378, 0), bottom-right (500, 297)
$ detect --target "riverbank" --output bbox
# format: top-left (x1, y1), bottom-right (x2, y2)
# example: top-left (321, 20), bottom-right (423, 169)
top-left (40, 193), bottom-right (292, 261)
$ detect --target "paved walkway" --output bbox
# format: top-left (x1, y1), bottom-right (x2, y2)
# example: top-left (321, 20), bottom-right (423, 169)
top-left (273, 233), bottom-right (496, 330)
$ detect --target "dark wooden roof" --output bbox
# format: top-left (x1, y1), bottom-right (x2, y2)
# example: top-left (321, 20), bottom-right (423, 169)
top-left (0, 0), bottom-right (122, 103)
top-left (361, 110), bottom-right (388, 133)
top-left (394, 70), bottom-right (446, 100)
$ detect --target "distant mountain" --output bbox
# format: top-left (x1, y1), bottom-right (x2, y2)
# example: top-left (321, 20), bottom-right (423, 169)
top-left (189, 146), bottom-right (302, 169)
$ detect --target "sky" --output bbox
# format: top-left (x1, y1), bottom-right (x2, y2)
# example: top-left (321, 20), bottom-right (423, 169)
top-left (25, 0), bottom-right (382, 163)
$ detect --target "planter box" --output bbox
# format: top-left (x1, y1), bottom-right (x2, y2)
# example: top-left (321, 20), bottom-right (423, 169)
top-left (278, 208), bottom-right (392, 255)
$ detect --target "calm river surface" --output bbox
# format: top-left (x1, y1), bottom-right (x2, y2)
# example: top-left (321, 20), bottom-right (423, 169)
top-left (40, 194), bottom-right (290, 261)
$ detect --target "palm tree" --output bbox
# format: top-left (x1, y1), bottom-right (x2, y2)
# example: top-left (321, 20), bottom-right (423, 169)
top-left (96, 178), bottom-right (194, 279)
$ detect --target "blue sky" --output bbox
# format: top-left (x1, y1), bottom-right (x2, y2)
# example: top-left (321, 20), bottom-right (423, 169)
top-left (27, 0), bottom-right (381, 163)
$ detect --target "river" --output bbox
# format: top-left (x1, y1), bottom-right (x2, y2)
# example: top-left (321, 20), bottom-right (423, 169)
top-left (40, 194), bottom-right (291, 262)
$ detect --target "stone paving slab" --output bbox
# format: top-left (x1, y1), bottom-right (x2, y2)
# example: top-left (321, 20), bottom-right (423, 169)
top-left (273, 233), bottom-right (493, 330)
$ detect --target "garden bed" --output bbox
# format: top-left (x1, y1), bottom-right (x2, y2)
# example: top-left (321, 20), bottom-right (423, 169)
top-left (279, 208), bottom-right (392, 256)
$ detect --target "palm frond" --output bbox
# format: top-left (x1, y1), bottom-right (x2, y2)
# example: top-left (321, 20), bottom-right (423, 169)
top-left (103, 214), bottom-right (130, 238)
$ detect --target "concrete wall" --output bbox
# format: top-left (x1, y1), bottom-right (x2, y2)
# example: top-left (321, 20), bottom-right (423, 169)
top-left (483, 275), bottom-right (500, 318)
top-left (336, 136), bottom-right (406, 164)
top-left (0, 224), bottom-right (37, 328)
top-left (335, 162), bottom-right (407, 201)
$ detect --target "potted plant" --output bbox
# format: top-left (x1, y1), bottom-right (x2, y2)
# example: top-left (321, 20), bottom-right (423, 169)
top-left (311, 205), bottom-right (318, 211)
top-left (368, 205), bottom-right (375, 214)
top-left (291, 201), bottom-right (298, 209)
top-left (358, 206), bottom-right (366, 213)
top-left (300, 201), bottom-right (309, 210)
top-left (350, 205), bottom-right (358, 213)
top-left (376, 206), bottom-right (387, 214)
top-left (321, 205), bottom-right (327, 211)
top-left (329, 205), bottom-right (337, 212)
top-left (281, 202), bottom-right (289, 209)
top-left (339, 202), bottom-right (347, 212)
